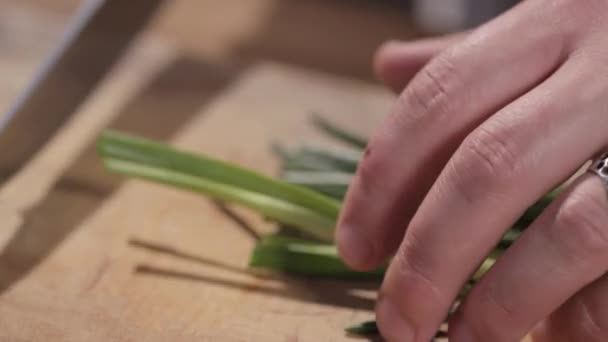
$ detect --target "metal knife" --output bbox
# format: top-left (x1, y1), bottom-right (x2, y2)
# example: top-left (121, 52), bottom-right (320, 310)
top-left (0, 0), bottom-right (165, 181)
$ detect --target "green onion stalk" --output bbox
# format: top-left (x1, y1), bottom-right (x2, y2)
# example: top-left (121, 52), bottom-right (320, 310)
top-left (97, 115), bottom-right (561, 337)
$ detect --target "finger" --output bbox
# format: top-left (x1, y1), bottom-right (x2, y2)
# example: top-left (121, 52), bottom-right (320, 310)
top-left (449, 174), bottom-right (608, 341)
top-left (376, 50), bottom-right (608, 342)
top-left (374, 33), bottom-right (466, 93)
top-left (532, 273), bottom-right (608, 342)
top-left (337, 0), bottom-right (566, 271)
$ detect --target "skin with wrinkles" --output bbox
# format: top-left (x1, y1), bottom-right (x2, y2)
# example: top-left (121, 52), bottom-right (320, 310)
top-left (336, 0), bottom-right (608, 341)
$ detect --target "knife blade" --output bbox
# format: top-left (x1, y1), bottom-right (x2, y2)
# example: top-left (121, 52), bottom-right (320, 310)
top-left (0, 0), bottom-right (165, 182)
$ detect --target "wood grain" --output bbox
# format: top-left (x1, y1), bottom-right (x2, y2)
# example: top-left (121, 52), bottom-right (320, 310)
top-left (0, 4), bottom-right (537, 341)
top-left (0, 40), bottom-right (396, 340)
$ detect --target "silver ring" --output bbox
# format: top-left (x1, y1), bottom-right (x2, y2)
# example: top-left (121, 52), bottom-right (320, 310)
top-left (589, 152), bottom-right (608, 188)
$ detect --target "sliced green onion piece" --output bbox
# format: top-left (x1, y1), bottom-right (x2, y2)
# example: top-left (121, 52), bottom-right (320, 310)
top-left (281, 153), bottom-right (340, 173)
top-left (471, 254), bottom-right (497, 282)
top-left (282, 171), bottom-right (351, 199)
top-left (98, 130), bottom-right (341, 219)
top-left (345, 320), bottom-right (378, 335)
top-left (514, 186), bottom-right (562, 230)
top-left (249, 235), bottom-right (385, 278)
top-left (311, 114), bottom-right (368, 149)
top-left (346, 320), bottom-right (448, 339)
top-left (273, 145), bottom-right (360, 174)
top-left (104, 159), bottom-right (336, 241)
top-left (296, 145), bottom-right (360, 173)
top-left (497, 229), bottom-right (521, 250)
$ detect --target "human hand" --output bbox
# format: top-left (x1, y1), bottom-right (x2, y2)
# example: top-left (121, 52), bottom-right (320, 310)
top-left (336, 0), bottom-right (608, 341)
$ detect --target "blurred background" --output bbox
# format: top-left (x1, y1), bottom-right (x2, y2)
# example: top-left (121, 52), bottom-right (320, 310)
top-left (0, 0), bottom-right (519, 117)
top-left (0, 0), bottom-right (521, 219)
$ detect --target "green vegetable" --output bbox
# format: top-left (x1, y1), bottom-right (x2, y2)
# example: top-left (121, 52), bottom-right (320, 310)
top-left (272, 144), bottom-right (361, 175)
top-left (104, 159), bottom-right (335, 241)
top-left (514, 186), bottom-right (562, 230)
top-left (346, 321), bottom-right (449, 339)
top-left (99, 130), bottom-right (340, 218)
top-left (249, 235), bottom-right (385, 279)
top-left (98, 131), bottom-right (341, 242)
top-left (97, 118), bottom-right (563, 339)
top-left (497, 229), bottom-right (521, 250)
top-left (282, 171), bottom-right (352, 199)
top-left (311, 114), bottom-right (368, 149)
top-left (345, 320), bottom-right (378, 335)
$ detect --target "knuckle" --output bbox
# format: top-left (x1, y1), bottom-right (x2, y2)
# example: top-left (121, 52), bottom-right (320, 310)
top-left (553, 189), bottom-right (608, 259)
top-left (449, 125), bottom-right (519, 202)
top-left (459, 284), bottom-right (519, 342)
top-left (461, 125), bottom-right (520, 179)
top-left (396, 54), bottom-right (458, 125)
top-left (387, 235), bottom-right (443, 308)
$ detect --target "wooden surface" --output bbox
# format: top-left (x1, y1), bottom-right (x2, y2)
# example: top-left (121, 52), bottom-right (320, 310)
top-left (0, 4), bottom-right (541, 341)
top-left (0, 65), bottom-right (387, 341)
top-left (0, 57), bottom-right (393, 342)
top-left (0, 4), bottom-right (401, 340)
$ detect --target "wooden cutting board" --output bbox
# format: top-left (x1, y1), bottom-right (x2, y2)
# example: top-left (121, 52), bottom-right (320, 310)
top-left (0, 6), bottom-right (542, 341)
top-left (0, 10), bottom-right (397, 337)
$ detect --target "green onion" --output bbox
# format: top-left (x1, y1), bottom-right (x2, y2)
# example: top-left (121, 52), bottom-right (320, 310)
top-left (290, 145), bottom-right (360, 173)
top-left (471, 253), bottom-right (497, 282)
top-left (345, 320), bottom-right (378, 335)
top-left (346, 320), bottom-right (449, 339)
top-left (513, 186), bottom-right (562, 230)
top-left (273, 145), bottom-right (360, 174)
top-left (97, 131), bottom-right (341, 242)
top-left (98, 130), bottom-right (341, 219)
top-left (497, 229), bottom-right (521, 250)
top-left (311, 114), bottom-right (368, 149)
top-left (271, 143), bottom-right (333, 172)
top-left (103, 159), bottom-right (335, 241)
top-left (98, 126), bottom-right (564, 339)
top-left (281, 153), bottom-right (341, 173)
top-left (282, 171), bottom-right (352, 199)
top-left (249, 235), bottom-right (385, 279)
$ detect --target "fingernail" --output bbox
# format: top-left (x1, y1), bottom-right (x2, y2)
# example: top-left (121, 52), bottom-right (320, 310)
top-left (376, 297), bottom-right (415, 341)
top-left (336, 225), bottom-right (373, 269)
